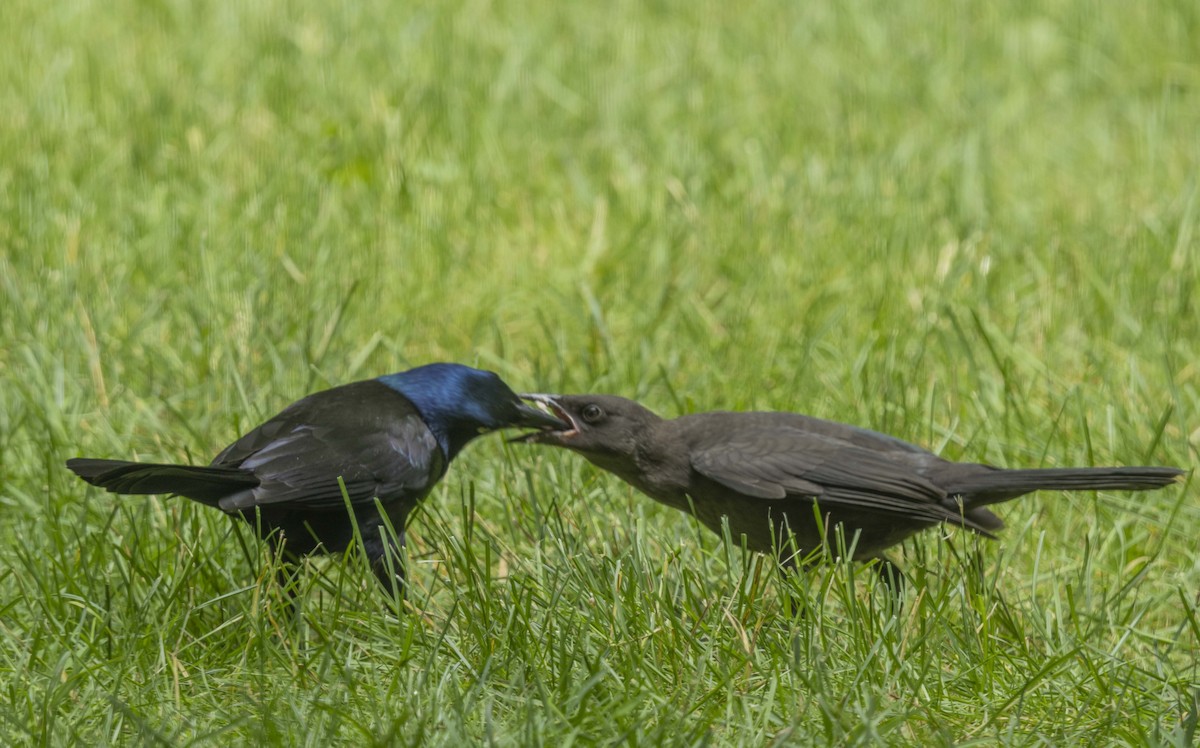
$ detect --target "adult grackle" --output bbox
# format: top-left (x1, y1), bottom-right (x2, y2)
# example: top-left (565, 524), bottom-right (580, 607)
top-left (515, 394), bottom-right (1186, 589)
top-left (67, 363), bottom-right (568, 600)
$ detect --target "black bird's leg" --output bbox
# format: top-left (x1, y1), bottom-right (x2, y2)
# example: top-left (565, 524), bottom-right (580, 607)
top-left (776, 551), bottom-right (814, 618)
top-left (872, 556), bottom-right (906, 611)
top-left (231, 513), bottom-right (301, 614)
top-left (269, 537), bottom-right (303, 614)
top-left (369, 529), bottom-right (408, 608)
top-left (275, 559), bottom-right (300, 602)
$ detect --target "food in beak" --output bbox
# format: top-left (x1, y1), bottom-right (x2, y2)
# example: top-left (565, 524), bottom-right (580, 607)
top-left (510, 395), bottom-right (579, 443)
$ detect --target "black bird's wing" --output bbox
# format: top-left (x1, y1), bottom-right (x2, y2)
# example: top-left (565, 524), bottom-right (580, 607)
top-left (685, 418), bottom-right (985, 530)
top-left (210, 381), bottom-right (447, 514)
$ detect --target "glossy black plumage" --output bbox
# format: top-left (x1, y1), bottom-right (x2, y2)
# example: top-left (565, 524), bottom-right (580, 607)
top-left (67, 364), bottom-right (567, 599)
top-left (517, 394), bottom-right (1186, 584)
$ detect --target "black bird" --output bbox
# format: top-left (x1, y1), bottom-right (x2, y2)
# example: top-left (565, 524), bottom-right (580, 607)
top-left (515, 394), bottom-right (1186, 588)
top-left (67, 363), bottom-right (568, 600)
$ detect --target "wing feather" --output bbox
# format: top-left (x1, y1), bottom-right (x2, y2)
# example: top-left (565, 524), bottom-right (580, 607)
top-left (209, 381), bottom-right (446, 513)
top-left (688, 424), bottom-right (961, 525)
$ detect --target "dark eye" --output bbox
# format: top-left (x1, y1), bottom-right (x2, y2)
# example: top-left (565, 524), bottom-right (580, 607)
top-left (580, 404), bottom-right (605, 423)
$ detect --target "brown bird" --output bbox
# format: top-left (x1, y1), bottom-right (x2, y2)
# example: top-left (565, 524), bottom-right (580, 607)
top-left (514, 394), bottom-right (1186, 590)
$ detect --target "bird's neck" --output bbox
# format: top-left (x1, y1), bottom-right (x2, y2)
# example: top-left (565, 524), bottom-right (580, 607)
top-left (423, 420), bottom-right (479, 461)
top-left (587, 422), bottom-right (691, 504)
top-left (378, 378), bottom-right (483, 461)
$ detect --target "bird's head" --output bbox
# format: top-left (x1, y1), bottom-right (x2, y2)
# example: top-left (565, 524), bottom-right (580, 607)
top-left (510, 394), bottom-right (661, 465)
top-left (379, 364), bottom-right (569, 458)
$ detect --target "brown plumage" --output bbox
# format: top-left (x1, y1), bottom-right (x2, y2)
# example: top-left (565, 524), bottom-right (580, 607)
top-left (516, 394), bottom-right (1186, 585)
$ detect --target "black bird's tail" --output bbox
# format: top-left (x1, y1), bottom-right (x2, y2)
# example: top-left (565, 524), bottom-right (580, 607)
top-left (948, 466), bottom-right (1187, 508)
top-left (66, 458), bottom-right (259, 507)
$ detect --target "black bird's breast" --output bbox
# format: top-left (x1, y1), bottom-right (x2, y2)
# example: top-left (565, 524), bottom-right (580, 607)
top-left (209, 380), bottom-right (448, 556)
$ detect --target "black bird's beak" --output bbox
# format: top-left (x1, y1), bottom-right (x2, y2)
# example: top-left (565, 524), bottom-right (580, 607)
top-left (513, 396), bottom-right (572, 432)
top-left (510, 394), bottom-right (577, 443)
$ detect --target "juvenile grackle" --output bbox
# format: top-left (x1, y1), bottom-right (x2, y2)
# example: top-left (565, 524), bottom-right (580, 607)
top-left (67, 363), bottom-right (567, 600)
top-left (515, 394), bottom-right (1186, 589)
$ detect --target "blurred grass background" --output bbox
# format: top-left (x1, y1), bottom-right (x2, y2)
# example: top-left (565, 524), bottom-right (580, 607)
top-left (1, 0), bottom-right (1197, 744)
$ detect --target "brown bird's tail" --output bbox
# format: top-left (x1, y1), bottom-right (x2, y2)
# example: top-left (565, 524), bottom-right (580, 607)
top-left (66, 458), bottom-right (259, 507)
top-left (947, 465), bottom-right (1187, 508)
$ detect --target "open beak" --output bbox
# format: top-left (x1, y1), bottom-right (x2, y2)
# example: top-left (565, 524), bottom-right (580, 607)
top-left (514, 397), bottom-right (572, 431)
top-left (510, 394), bottom-right (578, 443)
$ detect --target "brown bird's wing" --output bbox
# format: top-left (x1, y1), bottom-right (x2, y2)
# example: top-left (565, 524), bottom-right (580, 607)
top-left (686, 423), bottom-right (992, 532)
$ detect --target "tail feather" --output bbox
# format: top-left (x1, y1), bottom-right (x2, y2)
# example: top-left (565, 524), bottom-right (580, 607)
top-left (948, 466), bottom-right (1186, 508)
top-left (66, 458), bottom-right (259, 506)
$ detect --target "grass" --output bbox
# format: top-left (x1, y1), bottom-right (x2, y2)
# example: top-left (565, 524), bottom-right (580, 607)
top-left (1, 0), bottom-right (1198, 744)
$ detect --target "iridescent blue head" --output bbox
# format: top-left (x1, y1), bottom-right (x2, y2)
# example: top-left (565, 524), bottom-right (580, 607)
top-left (378, 363), bottom-right (567, 459)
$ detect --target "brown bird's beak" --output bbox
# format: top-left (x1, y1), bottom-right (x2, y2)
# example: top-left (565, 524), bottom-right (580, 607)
top-left (510, 394), bottom-right (578, 443)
